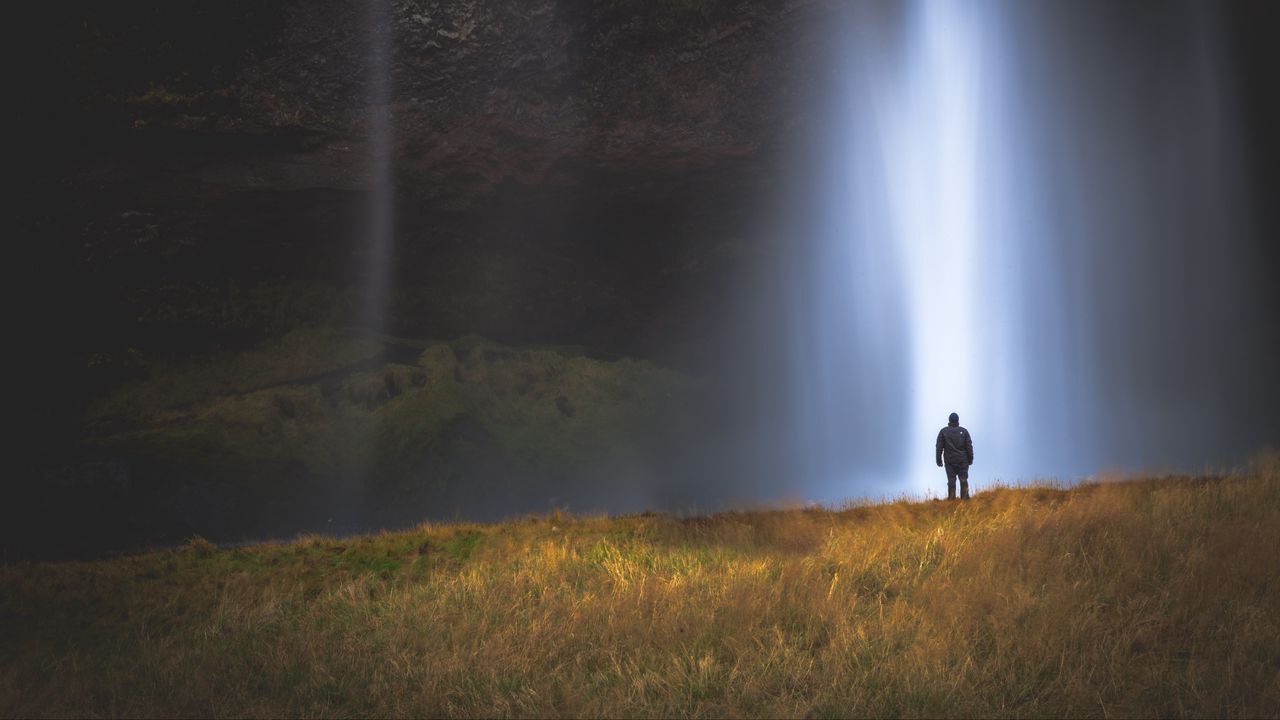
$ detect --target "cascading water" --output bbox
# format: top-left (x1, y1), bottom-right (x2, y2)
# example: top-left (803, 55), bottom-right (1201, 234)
top-left (757, 0), bottom-right (1265, 503)
top-left (875, 0), bottom-right (1002, 491)
top-left (361, 0), bottom-right (395, 334)
top-left (329, 0), bottom-right (396, 526)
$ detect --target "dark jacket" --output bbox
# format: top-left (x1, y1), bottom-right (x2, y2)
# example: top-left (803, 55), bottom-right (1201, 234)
top-left (936, 422), bottom-right (974, 467)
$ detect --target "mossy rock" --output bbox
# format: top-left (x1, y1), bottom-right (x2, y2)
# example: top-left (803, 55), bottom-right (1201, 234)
top-left (86, 327), bottom-right (385, 421)
top-left (76, 329), bottom-right (706, 526)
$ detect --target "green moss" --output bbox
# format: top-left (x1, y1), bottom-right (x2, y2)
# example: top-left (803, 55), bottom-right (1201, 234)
top-left (80, 331), bottom-right (703, 505)
top-left (88, 327), bottom-right (384, 421)
top-left (122, 85), bottom-right (234, 115)
top-left (368, 362), bottom-right (468, 482)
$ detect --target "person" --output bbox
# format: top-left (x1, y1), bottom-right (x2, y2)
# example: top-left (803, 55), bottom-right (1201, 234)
top-left (936, 412), bottom-right (974, 500)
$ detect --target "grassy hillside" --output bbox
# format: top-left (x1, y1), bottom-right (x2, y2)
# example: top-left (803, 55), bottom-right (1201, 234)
top-left (3, 457), bottom-right (1279, 718)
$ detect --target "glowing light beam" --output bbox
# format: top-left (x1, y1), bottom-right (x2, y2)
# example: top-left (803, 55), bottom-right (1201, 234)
top-left (874, 0), bottom-right (1009, 492)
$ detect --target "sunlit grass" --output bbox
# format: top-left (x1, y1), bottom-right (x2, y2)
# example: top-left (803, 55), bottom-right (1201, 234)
top-left (3, 454), bottom-right (1279, 717)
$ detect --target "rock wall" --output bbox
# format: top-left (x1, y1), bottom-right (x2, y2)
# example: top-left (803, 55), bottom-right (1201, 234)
top-left (24, 0), bottom-right (843, 368)
top-left (14, 1), bottom-right (851, 555)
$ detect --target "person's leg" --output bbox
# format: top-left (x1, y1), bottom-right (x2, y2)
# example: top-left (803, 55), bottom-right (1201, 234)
top-left (959, 467), bottom-right (970, 500)
top-left (945, 464), bottom-right (958, 500)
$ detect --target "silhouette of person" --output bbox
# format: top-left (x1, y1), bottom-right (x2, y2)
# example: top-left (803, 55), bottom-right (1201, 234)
top-left (936, 412), bottom-right (974, 500)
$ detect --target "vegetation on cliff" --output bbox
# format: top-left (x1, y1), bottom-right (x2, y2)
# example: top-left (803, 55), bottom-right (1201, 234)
top-left (27, 329), bottom-right (708, 557)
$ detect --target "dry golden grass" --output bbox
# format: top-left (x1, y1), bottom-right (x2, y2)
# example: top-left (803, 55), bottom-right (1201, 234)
top-left (3, 455), bottom-right (1279, 718)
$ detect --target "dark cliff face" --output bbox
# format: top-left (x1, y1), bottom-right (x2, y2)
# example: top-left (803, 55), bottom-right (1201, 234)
top-left (23, 0), bottom-right (841, 371)
top-left (12, 0), bottom-right (847, 556)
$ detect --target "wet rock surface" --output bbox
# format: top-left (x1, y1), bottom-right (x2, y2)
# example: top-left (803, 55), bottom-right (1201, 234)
top-left (24, 0), bottom-right (842, 365)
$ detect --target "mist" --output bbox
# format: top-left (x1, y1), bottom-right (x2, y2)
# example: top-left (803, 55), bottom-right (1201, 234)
top-left (728, 0), bottom-right (1275, 506)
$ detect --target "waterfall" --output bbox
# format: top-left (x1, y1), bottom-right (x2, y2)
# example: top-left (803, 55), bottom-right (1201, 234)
top-left (876, 0), bottom-right (1002, 491)
top-left (361, 0), bottom-right (395, 334)
top-left (756, 0), bottom-right (1260, 502)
